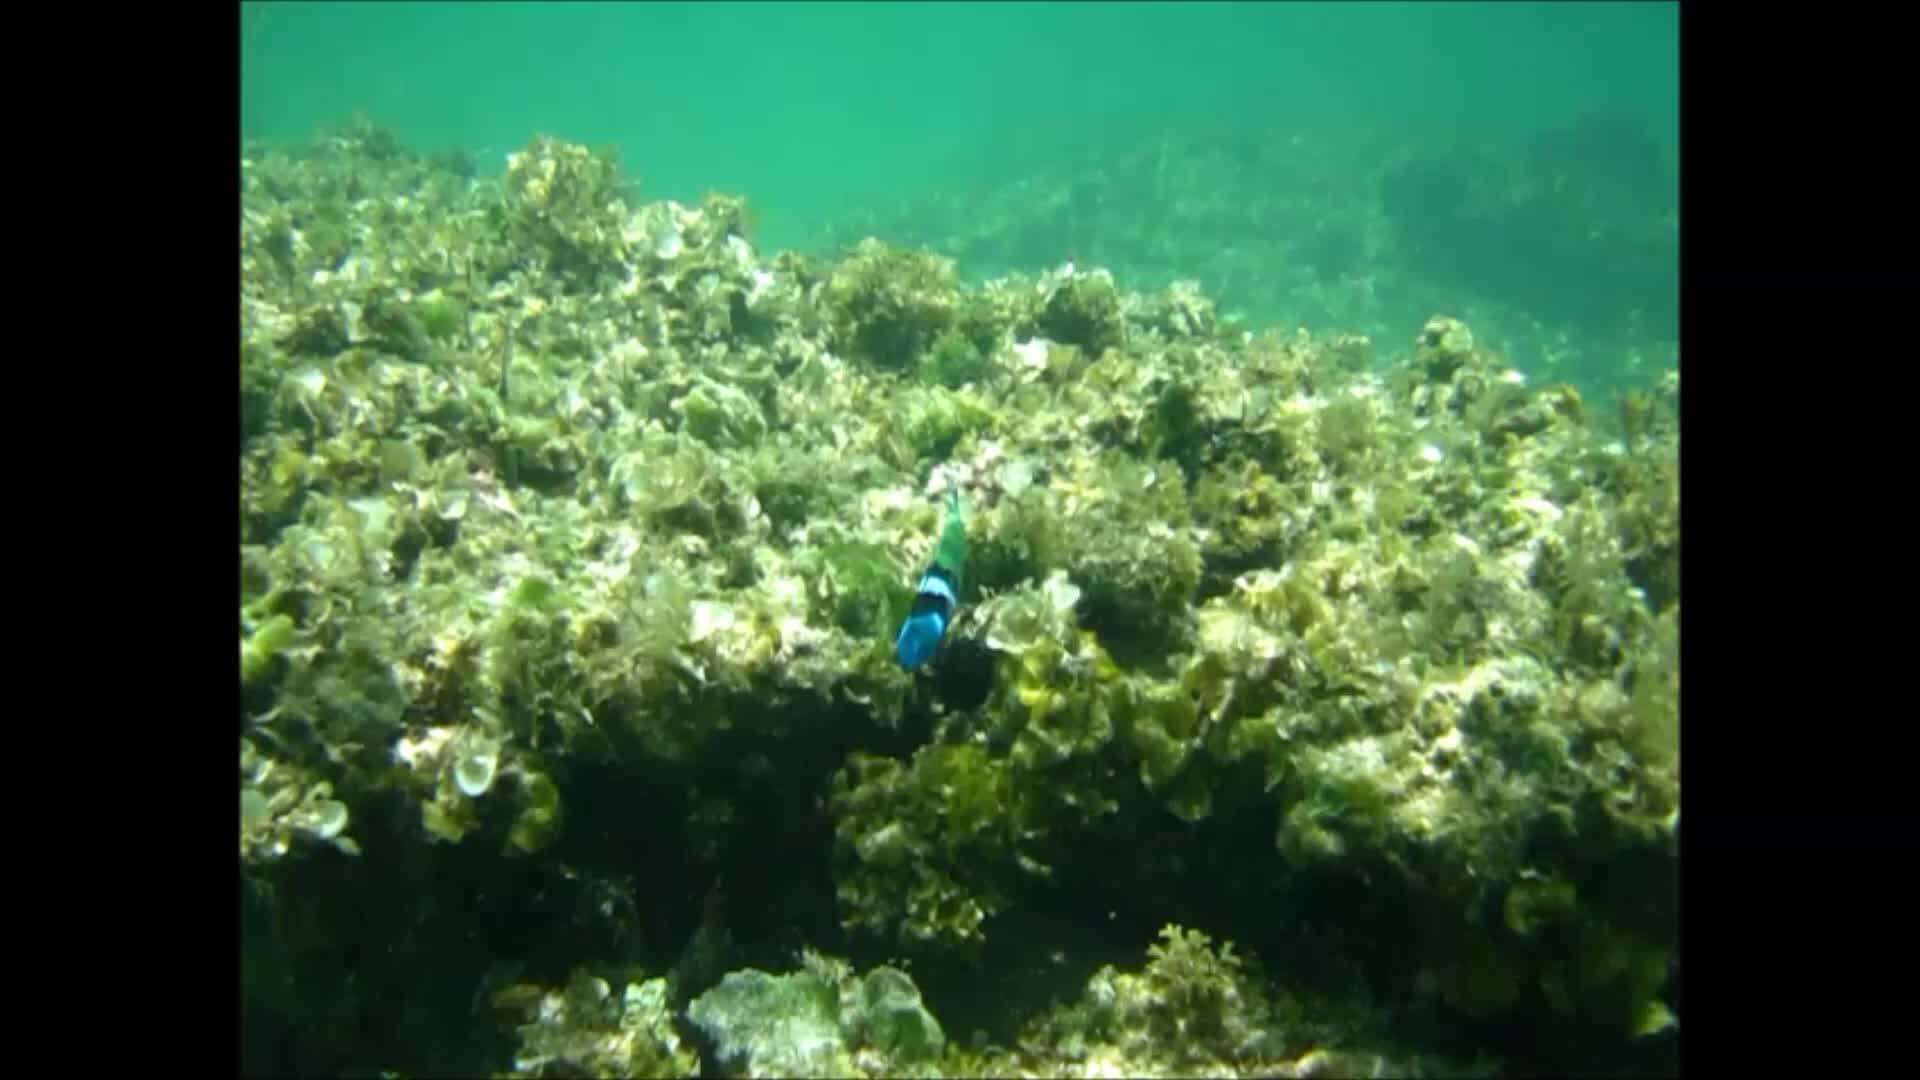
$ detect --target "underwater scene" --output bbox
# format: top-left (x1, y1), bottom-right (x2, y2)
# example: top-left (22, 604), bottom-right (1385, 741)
top-left (241, 3), bottom-right (1678, 1076)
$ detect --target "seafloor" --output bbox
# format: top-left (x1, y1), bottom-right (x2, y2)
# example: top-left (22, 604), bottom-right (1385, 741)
top-left (241, 120), bottom-right (1678, 1078)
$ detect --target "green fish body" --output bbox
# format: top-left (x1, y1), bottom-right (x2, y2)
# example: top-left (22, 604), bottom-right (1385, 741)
top-left (894, 484), bottom-right (966, 671)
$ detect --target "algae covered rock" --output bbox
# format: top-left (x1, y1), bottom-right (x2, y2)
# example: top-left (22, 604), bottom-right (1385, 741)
top-left (825, 238), bottom-right (960, 371)
top-left (502, 134), bottom-right (636, 286)
top-left (688, 968), bottom-right (852, 1078)
top-left (829, 743), bottom-right (1025, 950)
top-left (1007, 923), bottom-right (1416, 1077)
top-left (685, 958), bottom-right (942, 1078)
top-left (241, 118), bottom-right (1677, 1078)
top-left (851, 965), bottom-right (945, 1063)
top-left (240, 738), bottom-right (360, 861)
top-left (508, 973), bottom-right (698, 1078)
top-left (1033, 264), bottom-right (1126, 356)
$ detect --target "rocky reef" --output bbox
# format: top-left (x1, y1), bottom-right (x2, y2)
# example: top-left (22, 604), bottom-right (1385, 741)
top-left (816, 115), bottom-right (1677, 403)
top-left (241, 122), bottom-right (1678, 1077)
top-left (1382, 108), bottom-right (1678, 341)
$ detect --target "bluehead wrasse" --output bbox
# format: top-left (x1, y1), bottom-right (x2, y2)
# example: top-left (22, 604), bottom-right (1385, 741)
top-left (895, 484), bottom-right (967, 671)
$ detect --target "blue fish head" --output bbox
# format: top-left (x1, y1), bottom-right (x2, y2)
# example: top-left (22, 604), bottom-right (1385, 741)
top-left (894, 610), bottom-right (948, 671)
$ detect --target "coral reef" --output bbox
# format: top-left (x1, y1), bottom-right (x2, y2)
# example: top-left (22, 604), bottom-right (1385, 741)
top-left (241, 125), bottom-right (1678, 1077)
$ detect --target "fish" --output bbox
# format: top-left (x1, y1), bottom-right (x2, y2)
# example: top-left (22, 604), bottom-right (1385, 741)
top-left (894, 481), bottom-right (968, 672)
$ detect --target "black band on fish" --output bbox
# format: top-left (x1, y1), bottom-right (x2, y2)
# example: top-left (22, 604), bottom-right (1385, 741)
top-left (909, 565), bottom-right (958, 618)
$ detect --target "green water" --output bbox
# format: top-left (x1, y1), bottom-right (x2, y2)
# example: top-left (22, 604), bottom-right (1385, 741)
top-left (242, 1), bottom-right (1676, 249)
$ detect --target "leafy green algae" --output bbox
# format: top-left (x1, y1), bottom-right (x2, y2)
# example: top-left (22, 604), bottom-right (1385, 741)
top-left (242, 127), bottom-right (1678, 1078)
